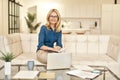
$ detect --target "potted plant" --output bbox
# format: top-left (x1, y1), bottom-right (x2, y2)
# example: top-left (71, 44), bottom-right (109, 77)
top-left (25, 13), bottom-right (41, 33)
top-left (0, 50), bottom-right (15, 75)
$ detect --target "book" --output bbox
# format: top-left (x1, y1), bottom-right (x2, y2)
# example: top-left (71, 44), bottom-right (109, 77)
top-left (66, 70), bottom-right (100, 79)
top-left (39, 72), bottom-right (55, 79)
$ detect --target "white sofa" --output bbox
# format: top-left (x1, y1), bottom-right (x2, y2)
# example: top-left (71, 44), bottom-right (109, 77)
top-left (0, 33), bottom-right (120, 78)
top-left (0, 33), bottom-right (44, 72)
top-left (0, 36), bottom-right (5, 70)
top-left (63, 34), bottom-right (120, 78)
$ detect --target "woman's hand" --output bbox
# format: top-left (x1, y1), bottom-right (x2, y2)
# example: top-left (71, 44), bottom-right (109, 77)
top-left (53, 46), bottom-right (61, 52)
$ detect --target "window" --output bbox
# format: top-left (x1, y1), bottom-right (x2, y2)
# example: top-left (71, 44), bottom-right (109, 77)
top-left (8, 0), bottom-right (22, 34)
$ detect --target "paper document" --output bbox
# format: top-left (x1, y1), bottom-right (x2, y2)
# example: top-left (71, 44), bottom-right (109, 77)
top-left (73, 65), bottom-right (94, 71)
top-left (13, 71), bottom-right (39, 79)
top-left (66, 70), bottom-right (99, 79)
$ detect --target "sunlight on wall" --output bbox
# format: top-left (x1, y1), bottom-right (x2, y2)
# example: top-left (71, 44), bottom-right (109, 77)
top-left (37, 2), bottom-right (61, 27)
top-left (42, 2), bottom-right (60, 10)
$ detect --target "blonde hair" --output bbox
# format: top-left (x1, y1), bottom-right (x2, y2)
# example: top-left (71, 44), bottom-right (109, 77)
top-left (45, 9), bottom-right (61, 32)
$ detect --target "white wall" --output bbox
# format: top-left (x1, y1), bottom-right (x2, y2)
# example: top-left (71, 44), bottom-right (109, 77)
top-left (15, 0), bottom-right (120, 36)
top-left (1, 0), bottom-right (119, 35)
top-left (0, 0), bottom-right (2, 35)
top-left (0, 0), bottom-right (8, 35)
top-left (21, 0), bottom-right (116, 33)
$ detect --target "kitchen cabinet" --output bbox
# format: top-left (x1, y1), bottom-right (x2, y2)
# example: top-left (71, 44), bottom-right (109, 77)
top-left (101, 4), bottom-right (120, 36)
top-left (101, 4), bottom-right (113, 34)
top-left (64, 4), bottom-right (74, 17)
top-left (62, 3), bottom-right (101, 18)
top-left (112, 5), bottom-right (120, 36)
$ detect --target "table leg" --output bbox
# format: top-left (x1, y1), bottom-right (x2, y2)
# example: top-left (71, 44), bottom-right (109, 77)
top-left (18, 66), bottom-right (21, 71)
top-left (103, 67), bottom-right (106, 80)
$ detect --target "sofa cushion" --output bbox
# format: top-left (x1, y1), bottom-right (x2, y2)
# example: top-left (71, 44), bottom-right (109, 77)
top-left (64, 35), bottom-right (76, 56)
top-left (99, 35), bottom-right (110, 54)
top-left (20, 34), bottom-right (31, 53)
top-left (4, 34), bottom-right (23, 57)
top-left (72, 54), bottom-right (114, 62)
top-left (20, 34), bottom-right (38, 53)
top-left (76, 35), bottom-right (87, 54)
top-left (30, 34), bottom-right (38, 53)
top-left (0, 36), bottom-right (6, 54)
top-left (87, 35), bottom-right (99, 54)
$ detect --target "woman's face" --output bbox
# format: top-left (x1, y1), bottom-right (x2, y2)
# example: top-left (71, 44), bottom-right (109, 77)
top-left (49, 12), bottom-right (58, 25)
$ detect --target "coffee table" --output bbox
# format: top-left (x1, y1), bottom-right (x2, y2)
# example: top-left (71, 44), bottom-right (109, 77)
top-left (11, 59), bottom-right (46, 71)
top-left (1, 65), bottom-right (120, 80)
top-left (37, 65), bottom-right (120, 80)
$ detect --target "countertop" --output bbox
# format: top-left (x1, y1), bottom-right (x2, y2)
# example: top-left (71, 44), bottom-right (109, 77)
top-left (62, 28), bottom-right (90, 34)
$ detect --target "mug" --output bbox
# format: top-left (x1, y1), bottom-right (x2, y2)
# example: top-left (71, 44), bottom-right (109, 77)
top-left (27, 61), bottom-right (34, 70)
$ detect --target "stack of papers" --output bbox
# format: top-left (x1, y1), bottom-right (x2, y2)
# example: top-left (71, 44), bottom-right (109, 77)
top-left (66, 70), bottom-right (100, 79)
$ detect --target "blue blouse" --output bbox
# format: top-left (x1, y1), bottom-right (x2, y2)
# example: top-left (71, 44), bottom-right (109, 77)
top-left (37, 25), bottom-right (62, 50)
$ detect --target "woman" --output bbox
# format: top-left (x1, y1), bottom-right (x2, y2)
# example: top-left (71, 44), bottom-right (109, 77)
top-left (36, 9), bottom-right (62, 64)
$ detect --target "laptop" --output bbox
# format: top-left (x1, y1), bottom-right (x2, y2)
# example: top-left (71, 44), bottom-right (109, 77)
top-left (47, 53), bottom-right (72, 70)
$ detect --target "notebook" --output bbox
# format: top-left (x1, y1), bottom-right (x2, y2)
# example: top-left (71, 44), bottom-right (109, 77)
top-left (66, 70), bottom-right (100, 79)
top-left (47, 53), bottom-right (72, 70)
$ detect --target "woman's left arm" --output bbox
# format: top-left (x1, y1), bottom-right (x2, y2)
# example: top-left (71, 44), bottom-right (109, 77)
top-left (56, 31), bottom-right (63, 49)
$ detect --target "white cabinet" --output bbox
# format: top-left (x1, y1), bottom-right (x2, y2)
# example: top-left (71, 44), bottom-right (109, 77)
top-left (99, 35), bottom-right (109, 54)
top-left (64, 35), bottom-right (76, 56)
top-left (62, 0), bottom-right (101, 18)
top-left (112, 5), bottom-right (120, 36)
top-left (101, 4), bottom-right (113, 34)
top-left (101, 4), bottom-right (120, 36)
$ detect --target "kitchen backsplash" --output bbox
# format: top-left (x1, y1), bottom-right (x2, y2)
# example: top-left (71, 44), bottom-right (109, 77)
top-left (61, 18), bottom-right (100, 29)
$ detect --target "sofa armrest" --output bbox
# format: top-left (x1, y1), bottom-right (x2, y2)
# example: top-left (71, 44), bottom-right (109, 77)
top-left (107, 35), bottom-right (120, 61)
top-left (0, 60), bottom-right (4, 70)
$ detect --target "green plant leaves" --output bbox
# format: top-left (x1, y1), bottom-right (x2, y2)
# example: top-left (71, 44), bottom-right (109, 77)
top-left (25, 13), bottom-right (41, 33)
top-left (27, 13), bottom-right (36, 23)
top-left (34, 22), bottom-right (41, 30)
top-left (0, 50), bottom-right (15, 62)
